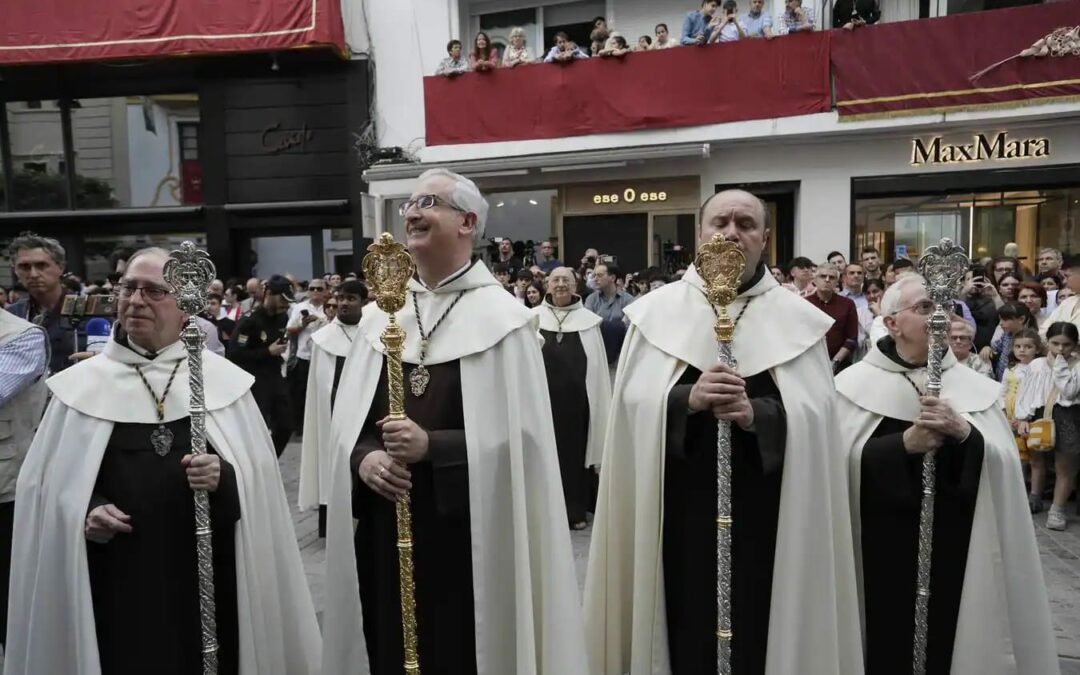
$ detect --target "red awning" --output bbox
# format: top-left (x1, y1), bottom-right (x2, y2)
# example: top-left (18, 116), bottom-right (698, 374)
top-left (424, 32), bottom-right (832, 146)
top-left (832, 0), bottom-right (1080, 120)
top-left (0, 0), bottom-right (346, 66)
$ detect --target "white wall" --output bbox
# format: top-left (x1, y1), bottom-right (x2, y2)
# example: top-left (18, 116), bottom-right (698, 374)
top-left (358, 0), bottom-right (457, 153)
top-left (700, 119), bottom-right (1080, 263)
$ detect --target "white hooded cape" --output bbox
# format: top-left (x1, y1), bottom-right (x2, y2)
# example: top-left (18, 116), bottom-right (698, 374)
top-left (583, 266), bottom-right (864, 675)
top-left (834, 343), bottom-right (1060, 675)
top-left (532, 297), bottom-right (613, 467)
top-left (322, 261), bottom-right (589, 675)
top-left (298, 318), bottom-right (359, 511)
top-left (4, 339), bottom-right (321, 675)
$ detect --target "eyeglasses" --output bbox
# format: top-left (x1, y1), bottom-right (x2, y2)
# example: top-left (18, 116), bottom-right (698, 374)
top-left (890, 299), bottom-right (935, 316)
top-left (325, 303), bottom-right (339, 309)
top-left (949, 335), bottom-right (973, 343)
top-left (399, 194), bottom-right (466, 216)
top-left (309, 286), bottom-right (326, 291)
top-left (116, 282), bottom-right (172, 301)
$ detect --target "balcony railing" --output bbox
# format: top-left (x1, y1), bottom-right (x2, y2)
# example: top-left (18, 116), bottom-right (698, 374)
top-left (424, 0), bottom-right (1080, 146)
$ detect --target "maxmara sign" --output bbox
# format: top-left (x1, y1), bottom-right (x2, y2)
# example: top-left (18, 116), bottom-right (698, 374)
top-left (911, 131), bottom-right (1050, 166)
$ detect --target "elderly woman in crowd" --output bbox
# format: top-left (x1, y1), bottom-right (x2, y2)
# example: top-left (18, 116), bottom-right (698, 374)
top-left (502, 26), bottom-right (532, 66)
top-left (469, 31), bottom-right (499, 71)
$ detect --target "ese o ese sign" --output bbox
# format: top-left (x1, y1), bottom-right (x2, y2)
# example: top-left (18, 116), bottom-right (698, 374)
top-left (593, 188), bottom-right (668, 205)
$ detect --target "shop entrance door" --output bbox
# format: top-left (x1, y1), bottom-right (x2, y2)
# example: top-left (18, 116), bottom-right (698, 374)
top-left (563, 213), bottom-right (648, 274)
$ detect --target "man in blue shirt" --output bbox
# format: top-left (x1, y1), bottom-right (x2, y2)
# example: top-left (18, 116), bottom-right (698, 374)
top-left (742, 0), bottom-right (775, 38)
top-left (535, 241), bottom-right (563, 274)
top-left (681, 0), bottom-right (720, 45)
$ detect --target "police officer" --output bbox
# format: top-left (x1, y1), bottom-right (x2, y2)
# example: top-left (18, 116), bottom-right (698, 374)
top-left (228, 274), bottom-right (294, 456)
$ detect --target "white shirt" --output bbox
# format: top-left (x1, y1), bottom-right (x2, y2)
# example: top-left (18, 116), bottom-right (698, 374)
top-left (288, 300), bottom-right (327, 361)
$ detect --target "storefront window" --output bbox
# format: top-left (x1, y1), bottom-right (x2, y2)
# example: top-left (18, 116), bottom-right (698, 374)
top-left (4, 101), bottom-right (70, 210)
top-left (486, 190), bottom-right (557, 260)
top-left (73, 95), bottom-right (201, 208)
top-left (83, 233), bottom-right (207, 284)
top-left (854, 187), bottom-right (1080, 266)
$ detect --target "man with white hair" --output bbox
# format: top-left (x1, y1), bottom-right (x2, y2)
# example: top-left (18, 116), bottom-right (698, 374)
top-left (5, 247), bottom-right (321, 674)
top-left (834, 274), bottom-right (1058, 674)
top-left (323, 169), bottom-right (589, 674)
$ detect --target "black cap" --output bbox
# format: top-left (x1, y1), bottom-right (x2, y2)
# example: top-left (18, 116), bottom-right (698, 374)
top-left (265, 274), bottom-right (296, 302)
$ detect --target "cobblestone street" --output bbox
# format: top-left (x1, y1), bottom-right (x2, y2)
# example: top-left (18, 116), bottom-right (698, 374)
top-left (279, 439), bottom-right (1080, 672)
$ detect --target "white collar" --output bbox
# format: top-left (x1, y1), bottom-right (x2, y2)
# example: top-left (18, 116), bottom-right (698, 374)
top-left (418, 258), bottom-right (474, 291)
top-left (835, 341), bottom-right (1000, 420)
top-left (534, 297), bottom-right (601, 333)
top-left (624, 264), bottom-right (835, 377)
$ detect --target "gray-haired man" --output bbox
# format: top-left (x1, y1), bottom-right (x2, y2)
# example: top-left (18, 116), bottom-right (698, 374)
top-left (321, 168), bottom-right (588, 674)
top-left (5, 232), bottom-right (86, 372)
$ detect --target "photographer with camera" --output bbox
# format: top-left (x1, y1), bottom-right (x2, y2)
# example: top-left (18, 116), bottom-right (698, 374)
top-left (962, 263), bottom-right (1005, 351)
top-left (5, 233), bottom-right (88, 373)
top-left (578, 248), bottom-right (601, 296)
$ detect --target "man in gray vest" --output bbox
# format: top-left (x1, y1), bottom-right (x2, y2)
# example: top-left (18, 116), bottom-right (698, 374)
top-left (0, 309), bottom-right (48, 648)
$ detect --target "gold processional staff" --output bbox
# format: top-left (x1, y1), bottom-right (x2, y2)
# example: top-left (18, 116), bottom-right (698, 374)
top-left (694, 234), bottom-right (747, 675)
top-left (362, 233), bottom-right (422, 675)
top-left (164, 242), bottom-right (220, 675)
top-left (911, 238), bottom-right (969, 675)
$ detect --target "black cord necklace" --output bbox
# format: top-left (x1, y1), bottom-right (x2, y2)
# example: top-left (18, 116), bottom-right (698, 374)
top-left (410, 290), bottom-right (467, 396)
top-left (133, 360), bottom-right (183, 456)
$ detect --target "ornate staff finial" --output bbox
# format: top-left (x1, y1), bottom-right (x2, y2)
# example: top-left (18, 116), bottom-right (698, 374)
top-left (164, 241), bottom-right (216, 315)
top-left (917, 238), bottom-right (969, 306)
top-left (695, 235), bottom-right (747, 342)
top-left (362, 233), bottom-right (415, 316)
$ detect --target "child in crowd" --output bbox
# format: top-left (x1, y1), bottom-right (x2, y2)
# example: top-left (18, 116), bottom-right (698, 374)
top-left (981, 301), bottom-right (1036, 381)
top-left (950, 319), bottom-right (993, 377)
top-left (1001, 328), bottom-right (1041, 465)
top-left (1015, 321), bottom-right (1080, 529)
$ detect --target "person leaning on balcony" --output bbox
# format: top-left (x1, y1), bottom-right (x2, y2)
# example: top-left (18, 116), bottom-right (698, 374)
top-left (502, 26), bottom-right (533, 66)
top-left (742, 0), bottom-right (776, 38)
top-left (778, 0), bottom-right (815, 33)
top-left (468, 31), bottom-right (499, 71)
top-left (544, 32), bottom-right (590, 63)
top-left (599, 34), bottom-right (632, 57)
top-left (436, 39), bottom-right (470, 76)
top-left (708, 0), bottom-right (748, 42)
top-left (590, 16), bottom-right (610, 56)
top-left (635, 35), bottom-right (653, 51)
top-left (681, 0), bottom-right (720, 45)
top-left (832, 0), bottom-right (881, 29)
top-left (652, 23), bottom-right (680, 48)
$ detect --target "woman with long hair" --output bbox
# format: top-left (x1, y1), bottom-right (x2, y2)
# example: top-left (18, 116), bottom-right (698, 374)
top-left (469, 31), bottom-right (499, 71)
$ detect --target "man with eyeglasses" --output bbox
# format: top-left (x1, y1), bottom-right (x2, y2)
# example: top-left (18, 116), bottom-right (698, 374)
top-left (834, 273), bottom-right (1057, 674)
top-left (286, 279), bottom-right (329, 433)
top-left (229, 274), bottom-right (295, 457)
top-left (6, 247), bottom-right (321, 675)
top-left (299, 280), bottom-right (367, 537)
top-left (806, 264), bottom-right (859, 372)
top-left (324, 168), bottom-right (588, 674)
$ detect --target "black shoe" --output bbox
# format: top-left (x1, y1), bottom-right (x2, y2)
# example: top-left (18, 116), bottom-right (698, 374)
top-left (1029, 494), bottom-right (1045, 514)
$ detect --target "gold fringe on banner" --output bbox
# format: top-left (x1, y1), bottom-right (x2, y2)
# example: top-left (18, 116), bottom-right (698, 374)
top-left (837, 91), bottom-right (1080, 122)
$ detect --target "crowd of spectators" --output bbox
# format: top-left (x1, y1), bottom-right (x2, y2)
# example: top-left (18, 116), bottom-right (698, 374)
top-left (435, 0), bottom-right (881, 76)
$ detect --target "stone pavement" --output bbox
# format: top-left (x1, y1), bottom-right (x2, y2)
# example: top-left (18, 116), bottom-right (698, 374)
top-left (280, 439), bottom-right (1080, 671)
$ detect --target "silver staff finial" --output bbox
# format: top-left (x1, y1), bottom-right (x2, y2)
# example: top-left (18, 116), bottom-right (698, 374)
top-left (917, 238), bottom-right (968, 306)
top-left (164, 241), bottom-right (216, 316)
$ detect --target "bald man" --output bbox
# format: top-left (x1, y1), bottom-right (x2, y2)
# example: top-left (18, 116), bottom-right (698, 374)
top-left (584, 190), bottom-right (862, 675)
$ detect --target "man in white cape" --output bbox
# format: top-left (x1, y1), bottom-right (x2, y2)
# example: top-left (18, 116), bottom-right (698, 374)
top-left (584, 189), bottom-right (863, 675)
top-left (834, 274), bottom-right (1059, 675)
top-left (322, 169), bottom-right (588, 675)
top-left (532, 266), bottom-right (612, 529)
top-left (298, 279), bottom-right (366, 536)
top-left (4, 248), bottom-right (320, 675)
